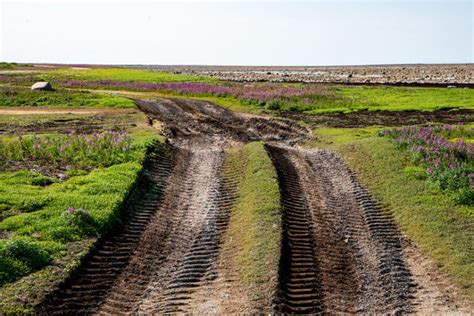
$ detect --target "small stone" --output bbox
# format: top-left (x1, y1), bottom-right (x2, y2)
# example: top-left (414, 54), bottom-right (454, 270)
top-left (31, 82), bottom-right (54, 91)
top-left (447, 85), bottom-right (457, 88)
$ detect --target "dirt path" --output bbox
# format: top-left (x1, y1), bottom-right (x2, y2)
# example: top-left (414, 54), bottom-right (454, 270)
top-left (267, 145), bottom-right (412, 313)
top-left (97, 145), bottom-right (233, 314)
top-left (266, 144), bottom-right (472, 314)
top-left (36, 97), bottom-right (471, 314)
top-left (35, 97), bottom-right (306, 314)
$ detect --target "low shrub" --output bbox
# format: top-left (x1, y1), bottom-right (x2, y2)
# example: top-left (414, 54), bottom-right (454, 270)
top-left (0, 130), bottom-right (135, 171)
top-left (381, 124), bottom-right (473, 205)
top-left (0, 238), bottom-right (51, 286)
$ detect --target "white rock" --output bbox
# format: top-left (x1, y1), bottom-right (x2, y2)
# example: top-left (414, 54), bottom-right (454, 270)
top-left (31, 82), bottom-right (53, 91)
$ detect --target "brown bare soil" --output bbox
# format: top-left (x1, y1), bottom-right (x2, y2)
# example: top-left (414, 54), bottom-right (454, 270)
top-left (134, 97), bottom-right (309, 144)
top-left (35, 97), bottom-right (471, 314)
top-left (0, 108), bottom-right (140, 135)
top-left (278, 109), bottom-right (474, 128)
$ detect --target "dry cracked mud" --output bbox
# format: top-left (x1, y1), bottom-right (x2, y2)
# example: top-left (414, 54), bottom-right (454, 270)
top-left (36, 97), bottom-right (472, 314)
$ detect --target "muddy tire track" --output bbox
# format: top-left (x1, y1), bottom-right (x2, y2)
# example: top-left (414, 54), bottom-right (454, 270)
top-left (36, 142), bottom-right (174, 314)
top-left (266, 145), bottom-right (323, 314)
top-left (279, 109), bottom-right (474, 128)
top-left (37, 97), bottom-right (300, 314)
top-left (38, 144), bottom-right (239, 314)
top-left (266, 144), bottom-right (413, 314)
top-left (96, 146), bottom-right (234, 314)
top-left (134, 97), bottom-right (309, 144)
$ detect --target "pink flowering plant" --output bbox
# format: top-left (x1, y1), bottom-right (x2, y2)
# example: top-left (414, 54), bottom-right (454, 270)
top-left (60, 80), bottom-right (349, 112)
top-left (0, 130), bottom-right (133, 170)
top-left (62, 207), bottom-right (95, 235)
top-left (381, 124), bottom-right (473, 205)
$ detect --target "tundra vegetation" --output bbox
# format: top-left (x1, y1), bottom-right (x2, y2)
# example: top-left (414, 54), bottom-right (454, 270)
top-left (0, 64), bottom-right (472, 312)
top-left (0, 132), bottom-right (156, 284)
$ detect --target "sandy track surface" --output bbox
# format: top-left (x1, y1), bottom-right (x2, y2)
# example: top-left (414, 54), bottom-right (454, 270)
top-left (36, 97), bottom-right (471, 314)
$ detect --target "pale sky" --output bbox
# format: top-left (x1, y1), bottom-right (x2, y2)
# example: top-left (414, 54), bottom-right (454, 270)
top-left (1, 0), bottom-right (472, 65)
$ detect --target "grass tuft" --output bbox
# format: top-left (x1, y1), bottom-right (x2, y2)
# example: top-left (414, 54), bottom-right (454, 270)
top-left (222, 142), bottom-right (281, 311)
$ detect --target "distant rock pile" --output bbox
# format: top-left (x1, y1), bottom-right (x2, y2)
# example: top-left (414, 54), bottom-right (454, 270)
top-left (123, 64), bottom-right (474, 87)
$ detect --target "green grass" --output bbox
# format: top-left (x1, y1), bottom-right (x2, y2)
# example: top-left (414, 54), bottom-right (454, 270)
top-left (190, 85), bottom-right (474, 115)
top-left (0, 132), bottom-right (157, 312)
top-left (40, 67), bottom-right (216, 83)
top-left (308, 127), bottom-right (474, 300)
top-left (0, 62), bottom-right (31, 69)
top-left (0, 163), bottom-right (142, 244)
top-left (88, 90), bottom-right (264, 115)
top-left (5, 66), bottom-right (474, 114)
top-left (0, 86), bottom-right (134, 108)
top-left (137, 84), bottom-right (474, 114)
top-left (0, 114), bottom-right (87, 126)
top-left (339, 86), bottom-right (474, 112)
top-left (222, 142), bottom-right (281, 311)
top-left (189, 95), bottom-right (263, 114)
top-left (154, 85), bottom-right (474, 115)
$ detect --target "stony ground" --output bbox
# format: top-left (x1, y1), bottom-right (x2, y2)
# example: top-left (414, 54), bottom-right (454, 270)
top-left (123, 64), bottom-right (474, 86)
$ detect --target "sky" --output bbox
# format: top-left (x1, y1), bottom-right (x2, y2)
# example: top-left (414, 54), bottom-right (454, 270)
top-left (0, 0), bottom-right (472, 66)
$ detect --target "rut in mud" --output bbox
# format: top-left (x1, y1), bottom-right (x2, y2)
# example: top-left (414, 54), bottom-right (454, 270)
top-left (266, 144), bottom-right (413, 314)
top-left (134, 97), bottom-right (309, 144)
top-left (96, 146), bottom-right (235, 314)
top-left (37, 96), bottom-right (460, 314)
